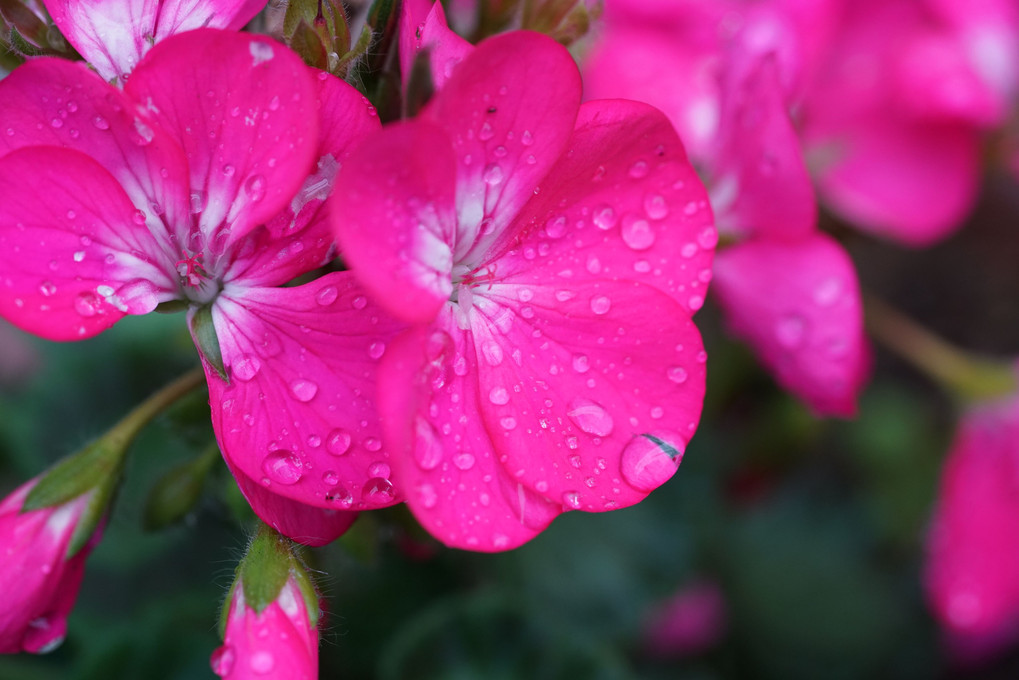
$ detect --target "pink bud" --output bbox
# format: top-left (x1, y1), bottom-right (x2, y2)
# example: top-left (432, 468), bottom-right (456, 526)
top-left (643, 580), bottom-right (727, 658)
top-left (212, 578), bottom-right (318, 680)
top-left (0, 480), bottom-right (100, 654)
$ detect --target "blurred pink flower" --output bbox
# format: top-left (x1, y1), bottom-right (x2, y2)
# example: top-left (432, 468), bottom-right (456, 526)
top-left (643, 579), bottom-right (727, 658)
top-left (333, 30), bottom-right (713, 550)
top-left (0, 480), bottom-right (100, 654)
top-left (212, 576), bottom-right (318, 679)
top-left (0, 29), bottom-right (399, 541)
top-left (925, 390), bottom-right (1019, 661)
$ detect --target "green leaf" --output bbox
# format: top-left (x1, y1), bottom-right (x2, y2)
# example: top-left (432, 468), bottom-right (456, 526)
top-left (142, 446), bottom-right (219, 530)
top-left (188, 305), bottom-right (227, 382)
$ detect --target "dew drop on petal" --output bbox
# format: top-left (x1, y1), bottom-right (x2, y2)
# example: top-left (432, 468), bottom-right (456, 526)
top-left (593, 205), bottom-right (617, 230)
top-left (368, 341), bottom-right (386, 360)
top-left (453, 452), bottom-right (475, 470)
top-left (326, 429), bottom-right (352, 456)
top-left (667, 366), bottom-right (688, 384)
top-left (210, 645), bottom-right (235, 677)
top-left (545, 215), bottom-right (567, 238)
top-left (244, 174), bottom-right (267, 202)
top-left (290, 379), bottom-right (318, 402)
top-left (620, 432), bottom-right (685, 491)
top-left (326, 484), bottom-right (353, 508)
top-left (562, 491), bottom-right (582, 509)
top-left (489, 386), bottom-right (510, 405)
top-left (644, 193), bottom-right (669, 219)
top-left (352, 295), bottom-right (368, 310)
top-left (39, 281), bottom-right (57, 297)
top-left (572, 354), bottom-right (590, 373)
top-left (262, 450), bottom-right (303, 485)
top-left (589, 295), bottom-right (611, 315)
top-left (813, 277), bottom-right (842, 307)
top-left (621, 216), bottom-right (655, 250)
top-left (92, 115), bottom-right (110, 130)
top-left (233, 354), bottom-right (262, 381)
top-left (413, 417), bottom-right (443, 470)
top-left (418, 483), bottom-right (438, 509)
top-left (628, 160), bottom-right (649, 178)
top-left (74, 292), bottom-right (101, 317)
top-left (483, 164), bottom-right (504, 185)
top-left (362, 477), bottom-right (395, 504)
top-left (567, 397), bottom-right (614, 436)
top-left (316, 286), bottom-right (338, 305)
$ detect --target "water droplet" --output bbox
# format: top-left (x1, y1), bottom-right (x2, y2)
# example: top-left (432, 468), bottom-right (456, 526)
top-left (775, 315), bottom-right (806, 349)
top-left (453, 452), bottom-right (475, 470)
top-left (250, 650), bottom-right (275, 674)
top-left (244, 174), bottom-right (267, 202)
top-left (589, 295), bottom-right (611, 315)
top-left (418, 483), bottom-right (438, 509)
top-left (307, 434), bottom-right (322, 448)
top-left (352, 295), bottom-right (367, 310)
top-left (362, 477), bottom-right (395, 504)
top-left (521, 130), bottom-right (534, 146)
top-left (91, 115), bottom-right (110, 130)
top-left (545, 215), bottom-right (567, 238)
top-left (667, 366), bottom-right (688, 384)
top-left (210, 645), bottom-right (235, 676)
top-left (262, 450), bottom-right (303, 485)
top-left (621, 215), bottom-right (655, 250)
top-left (414, 417), bottom-right (443, 470)
top-left (620, 432), bottom-right (685, 491)
top-left (368, 341), bottom-right (386, 360)
top-left (481, 341), bottom-right (504, 366)
top-left (132, 210), bottom-right (147, 225)
top-left (563, 491), bottom-right (582, 509)
top-left (628, 160), bottom-right (649, 178)
top-left (316, 286), bottom-right (338, 306)
top-left (222, 164), bottom-right (236, 177)
top-left (593, 205), bottom-right (617, 230)
top-left (74, 292), bottom-right (101, 317)
top-left (572, 354), bottom-right (590, 373)
top-left (322, 470), bottom-right (339, 485)
top-left (290, 379), bottom-right (318, 402)
top-left (644, 193), bottom-right (669, 219)
top-left (489, 386), bottom-right (510, 405)
top-left (364, 438), bottom-right (383, 452)
top-left (39, 281), bottom-right (56, 297)
top-left (65, 210), bottom-right (76, 220)
top-left (268, 95), bottom-right (280, 111)
top-left (50, 117), bottom-right (64, 129)
top-left (483, 164), bottom-right (504, 185)
top-left (326, 484), bottom-right (353, 507)
top-left (73, 251), bottom-right (85, 262)
top-left (567, 398), bottom-right (614, 436)
top-left (478, 121), bottom-right (495, 141)
top-left (233, 354), bottom-right (262, 381)
top-left (500, 416), bottom-right (517, 430)
top-left (326, 429), bottom-right (352, 455)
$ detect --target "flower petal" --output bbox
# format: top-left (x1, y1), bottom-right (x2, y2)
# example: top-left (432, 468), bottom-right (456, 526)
top-left (226, 459), bottom-right (357, 547)
top-left (331, 120), bottom-right (458, 324)
top-left (125, 29), bottom-right (319, 251)
top-left (43, 0), bottom-right (265, 84)
top-left (712, 234), bottom-right (868, 417)
top-left (0, 57), bottom-right (191, 238)
top-left (469, 279), bottom-right (706, 512)
top-left (399, 0), bottom-right (473, 93)
top-left (501, 100), bottom-right (715, 316)
top-left (203, 272), bottom-right (405, 512)
top-left (713, 53), bottom-right (815, 240)
top-left (424, 31), bottom-right (582, 264)
top-left (0, 147), bottom-right (177, 340)
top-left (377, 321), bottom-right (561, 551)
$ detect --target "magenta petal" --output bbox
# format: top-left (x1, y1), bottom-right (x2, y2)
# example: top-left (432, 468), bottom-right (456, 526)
top-left (713, 53), bottom-right (815, 240)
top-left (331, 121), bottom-right (458, 324)
top-left (424, 31), bottom-right (582, 262)
top-left (43, 0), bottom-right (264, 83)
top-left (712, 234), bottom-right (868, 417)
top-left (227, 460), bottom-right (357, 547)
top-left (0, 58), bottom-right (191, 235)
top-left (378, 321), bottom-right (561, 551)
top-left (399, 0), bottom-right (473, 92)
top-left (204, 272), bottom-right (405, 511)
top-left (470, 280), bottom-right (706, 512)
top-left (0, 147), bottom-right (177, 340)
top-left (504, 100), bottom-right (715, 316)
top-left (126, 29), bottom-right (319, 250)
top-left (926, 396), bottom-right (1019, 641)
top-left (805, 113), bottom-right (980, 245)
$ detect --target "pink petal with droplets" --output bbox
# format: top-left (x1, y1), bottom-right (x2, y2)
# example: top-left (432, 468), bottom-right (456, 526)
top-left (712, 52), bottom-right (814, 240)
top-left (331, 121), bottom-right (458, 324)
top-left (469, 279), bottom-right (705, 512)
top-left (712, 234), bottom-right (867, 417)
top-left (125, 29), bottom-right (319, 252)
top-left (226, 459), bottom-right (357, 547)
top-left (399, 0), bottom-right (473, 93)
top-left (203, 272), bottom-right (404, 512)
top-left (926, 394), bottom-right (1019, 644)
top-left (423, 31), bottom-right (581, 264)
top-left (0, 58), bottom-right (191, 237)
top-left (44, 0), bottom-right (265, 84)
top-left (502, 100), bottom-right (715, 316)
top-left (377, 321), bottom-right (561, 551)
top-left (0, 147), bottom-right (178, 341)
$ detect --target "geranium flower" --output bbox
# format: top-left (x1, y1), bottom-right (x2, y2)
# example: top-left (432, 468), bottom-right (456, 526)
top-left (0, 479), bottom-right (101, 654)
top-left (0, 28), bottom-right (402, 543)
top-left (332, 31), bottom-right (714, 550)
top-left (42, 0), bottom-right (266, 85)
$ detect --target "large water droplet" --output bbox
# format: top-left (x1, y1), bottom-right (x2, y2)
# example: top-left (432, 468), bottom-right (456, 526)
top-left (644, 193), bottom-right (669, 219)
top-left (620, 432), bottom-right (685, 491)
top-left (593, 205), bottom-right (617, 230)
top-left (362, 477), bottom-right (395, 504)
top-left (545, 215), bottom-right (567, 239)
top-left (414, 417), bottom-right (443, 470)
top-left (210, 645), bottom-right (235, 677)
top-left (621, 215), bottom-right (655, 250)
top-left (262, 450), bottom-right (303, 485)
top-left (316, 286), bottom-right (338, 306)
top-left (233, 354), bottom-right (262, 381)
top-left (290, 379), bottom-right (318, 402)
top-left (325, 429), bottom-right (352, 456)
top-left (92, 115), bottom-right (110, 130)
top-left (567, 398), bottom-right (614, 436)
top-left (481, 341), bottom-right (504, 366)
top-left (74, 292), bottom-right (101, 317)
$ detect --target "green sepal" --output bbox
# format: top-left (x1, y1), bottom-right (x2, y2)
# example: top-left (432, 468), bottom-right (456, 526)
top-left (155, 299), bottom-right (188, 314)
top-left (403, 48), bottom-right (435, 118)
top-left (348, 0), bottom-right (400, 119)
top-left (284, 0), bottom-right (351, 74)
top-left (189, 305), bottom-right (228, 383)
top-left (643, 433), bottom-right (682, 459)
top-left (290, 18), bottom-right (330, 71)
top-left (521, 0), bottom-right (600, 45)
top-left (142, 445), bottom-right (219, 530)
top-left (291, 557), bottom-right (321, 630)
top-left (334, 24), bottom-right (372, 78)
top-left (239, 525), bottom-right (293, 615)
top-left (66, 474), bottom-right (116, 558)
top-left (0, 0), bottom-right (48, 49)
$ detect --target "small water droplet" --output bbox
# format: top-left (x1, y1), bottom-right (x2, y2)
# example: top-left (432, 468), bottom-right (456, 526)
top-left (572, 354), bottom-right (590, 373)
top-left (74, 292), bottom-right (101, 317)
top-left (352, 295), bottom-right (367, 310)
top-left (364, 438), bottom-right (383, 452)
top-left (489, 386), bottom-right (510, 405)
top-left (481, 341), bottom-right (504, 366)
top-left (290, 379), bottom-right (318, 402)
top-left (65, 210), bottom-right (76, 220)
top-left (545, 215), bottom-right (567, 238)
top-left (326, 484), bottom-right (353, 507)
top-left (244, 174), bottom-right (267, 202)
top-left (454, 452), bottom-right (476, 470)
top-left (322, 470), bottom-right (339, 485)
top-left (222, 164), bottom-right (236, 177)
top-left (368, 341), bottom-right (386, 359)
top-left (479, 121), bottom-right (495, 141)
top-left (593, 205), bottom-right (617, 230)
top-left (667, 366), bottom-right (688, 384)
top-left (316, 286), bottom-right (338, 306)
top-left (210, 645), bottom-right (235, 676)
top-left (418, 483), bottom-right (438, 508)
top-left (39, 281), bottom-right (56, 297)
top-left (644, 193), bottom-right (669, 219)
top-left (483, 164), bottom-right (504, 185)
top-left (132, 210), bottom-right (147, 225)
top-left (590, 295), bottom-right (611, 315)
top-left (813, 278), bottom-right (842, 307)
top-left (262, 450), bottom-right (303, 485)
top-left (91, 115), bottom-right (110, 130)
top-left (567, 398), bottom-right (614, 436)
top-left (500, 416), bottom-right (517, 430)
top-left (629, 160), bottom-right (649, 179)
top-left (563, 491), bottom-right (582, 509)
top-left (521, 130), bottom-right (534, 146)
top-left (233, 354), bottom-right (262, 381)
top-left (326, 429), bottom-right (352, 456)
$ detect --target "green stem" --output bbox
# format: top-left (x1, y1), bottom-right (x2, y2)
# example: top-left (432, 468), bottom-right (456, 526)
top-left (864, 294), bottom-right (1017, 402)
top-left (105, 366), bottom-right (206, 451)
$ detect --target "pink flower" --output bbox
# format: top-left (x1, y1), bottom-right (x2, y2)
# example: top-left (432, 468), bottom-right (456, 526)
top-left (332, 31), bottom-right (713, 550)
top-left (0, 29), bottom-right (403, 541)
top-left (42, 0), bottom-right (266, 84)
top-left (643, 580), bottom-right (727, 658)
top-left (0, 480), bottom-right (100, 654)
top-left (212, 573), bottom-right (318, 679)
top-left (925, 391), bottom-right (1019, 659)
